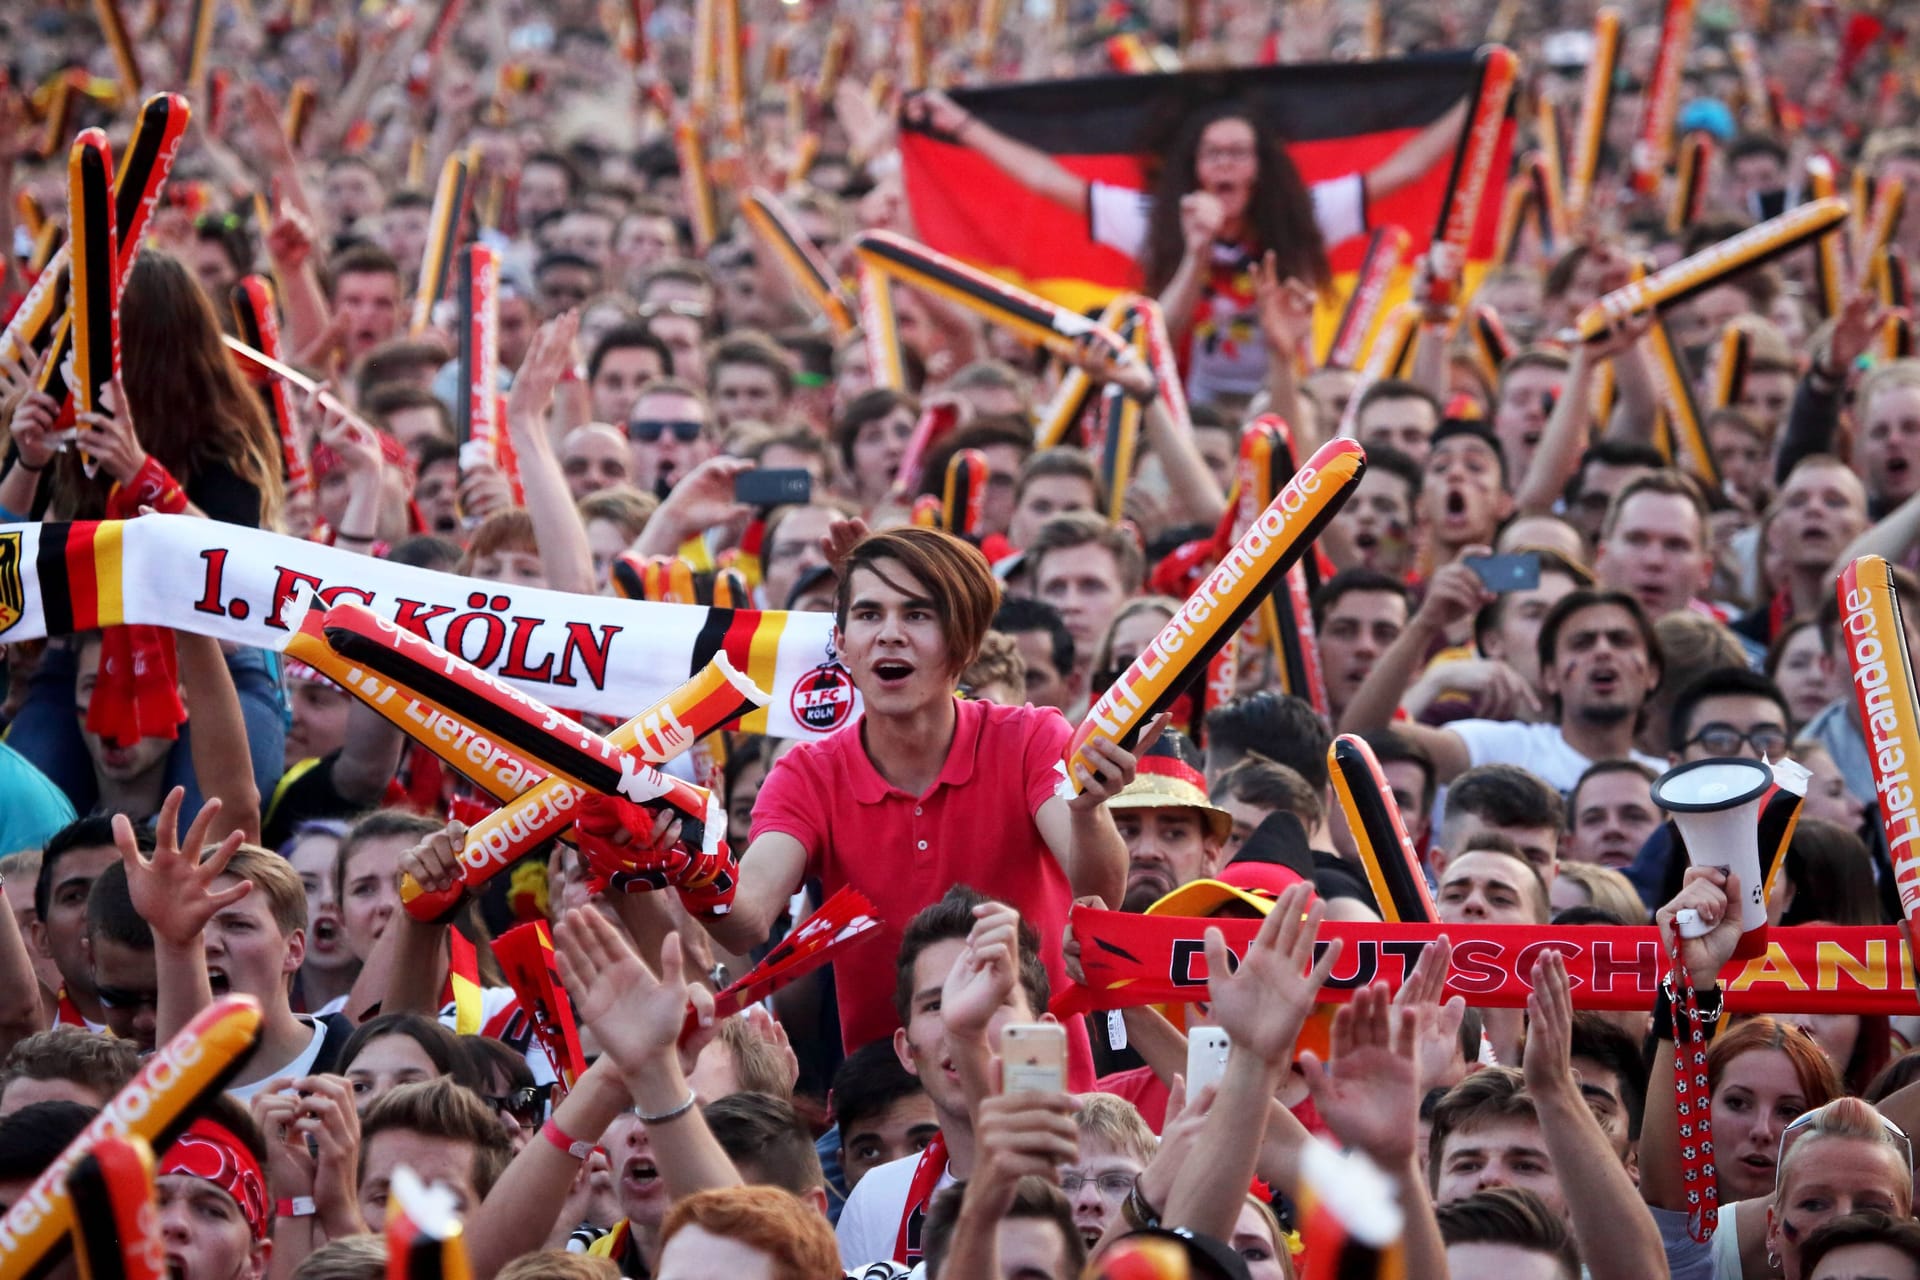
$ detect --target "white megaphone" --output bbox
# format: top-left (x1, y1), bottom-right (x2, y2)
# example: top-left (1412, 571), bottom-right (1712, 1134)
top-left (1652, 757), bottom-right (1773, 954)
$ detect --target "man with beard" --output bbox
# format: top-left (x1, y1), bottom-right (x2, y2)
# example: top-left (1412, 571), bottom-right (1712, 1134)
top-left (1106, 732), bottom-right (1232, 914)
top-left (1342, 574), bottom-right (1666, 794)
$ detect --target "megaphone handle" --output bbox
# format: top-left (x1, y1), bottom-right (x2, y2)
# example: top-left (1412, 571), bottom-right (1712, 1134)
top-left (1674, 908), bottom-right (1712, 939)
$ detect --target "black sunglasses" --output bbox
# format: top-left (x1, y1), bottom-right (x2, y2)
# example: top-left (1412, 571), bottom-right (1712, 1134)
top-left (96, 984), bottom-right (159, 1011)
top-left (484, 1084), bottom-right (551, 1127)
top-left (628, 418), bottom-right (704, 443)
top-left (1684, 722), bottom-right (1791, 758)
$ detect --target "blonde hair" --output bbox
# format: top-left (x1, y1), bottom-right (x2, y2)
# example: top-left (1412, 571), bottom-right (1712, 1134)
top-left (1073, 1093), bottom-right (1157, 1167)
top-left (1777, 1095), bottom-right (1913, 1208)
top-left (1858, 360), bottom-right (1920, 419)
top-left (220, 845), bottom-right (307, 936)
top-left (961, 630), bottom-right (1026, 700)
top-left (715, 1016), bottom-right (796, 1102)
top-left (289, 1235), bottom-right (385, 1280)
top-left (1554, 862), bottom-right (1647, 924)
top-left (495, 1254), bottom-right (620, 1280)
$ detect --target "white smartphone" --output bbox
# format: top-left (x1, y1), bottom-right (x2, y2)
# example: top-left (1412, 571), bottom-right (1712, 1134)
top-left (1000, 1023), bottom-right (1067, 1094)
top-left (1186, 1027), bottom-right (1231, 1095)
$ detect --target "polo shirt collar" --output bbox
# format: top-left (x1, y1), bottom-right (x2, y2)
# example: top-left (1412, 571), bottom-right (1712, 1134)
top-left (848, 696), bottom-right (984, 803)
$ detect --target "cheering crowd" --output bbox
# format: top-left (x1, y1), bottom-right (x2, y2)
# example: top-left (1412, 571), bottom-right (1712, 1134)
top-left (4, 0), bottom-right (1920, 1277)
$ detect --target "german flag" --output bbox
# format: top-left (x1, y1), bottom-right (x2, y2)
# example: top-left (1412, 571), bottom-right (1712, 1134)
top-left (36, 522), bottom-right (127, 633)
top-left (900, 54), bottom-right (1509, 316)
top-left (689, 607), bottom-right (790, 735)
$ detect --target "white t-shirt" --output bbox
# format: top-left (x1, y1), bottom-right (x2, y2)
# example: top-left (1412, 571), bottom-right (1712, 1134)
top-left (836, 1149), bottom-right (955, 1270)
top-left (227, 1017), bottom-right (328, 1102)
top-left (1431, 720), bottom-right (1667, 829)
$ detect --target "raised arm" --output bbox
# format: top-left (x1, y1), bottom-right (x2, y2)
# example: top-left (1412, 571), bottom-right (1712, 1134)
top-left (175, 632), bottom-right (261, 844)
top-left (904, 91), bottom-right (1089, 214)
top-left (1363, 100), bottom-right (1469, 205)
top-left (1826, 485), bottom-right (1920, 593)
top-left (118, 789), bottom-right (250, 1045)
top-left (347, 822), bottom-right (468, 1021)
top-left (505, 311), bottom-right (596, 596)
top-left (1165, 883), bottom-right (1338, 1240)
top-left (1522, 949), bottom-right (1664, 1280)
top-left (1034, 717), bottom-right (1153, 909)
top-left (1515, 318), bottom-right (1650, 514)
top-left (1335, 556), bottom-right (1486, 784)
top-left (0, 871), bottom-right (45, 1054)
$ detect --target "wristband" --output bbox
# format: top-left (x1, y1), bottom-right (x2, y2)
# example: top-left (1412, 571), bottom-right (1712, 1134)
top-left (1657, 977), bottom-right (1725, 1028)
top-left (542, 1118), bottom-right (594, 1161)
top-left (1121, 1182), bottom-right (1161, 1231)
top-left (334, 528), bottom-right (379, 543)
top-left (16, 456), bottom-right (45, 473)
top-left (276, 1196), bottom-right (317, 1218)
top-left (633, 1091), bottom-right (698, 1125)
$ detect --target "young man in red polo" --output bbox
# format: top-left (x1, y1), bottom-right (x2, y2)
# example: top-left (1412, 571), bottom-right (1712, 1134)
top-left (617, 525), bottom-right (1143, 1085)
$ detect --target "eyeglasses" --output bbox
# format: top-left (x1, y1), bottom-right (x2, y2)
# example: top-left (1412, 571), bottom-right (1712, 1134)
top-left (485, 1085), bottom-right (551, 1128)
top-left (1683, 722), bottom-right (1791, 758)
top-left (1197, 144), bottom-right (1257, 166)
top-left (1776, 1102), bottom-right (1914, 1190)
top-left (628, 418), bottom-right (704, 443)
top-left (1059, 1171), bottom-right (1139, 1198)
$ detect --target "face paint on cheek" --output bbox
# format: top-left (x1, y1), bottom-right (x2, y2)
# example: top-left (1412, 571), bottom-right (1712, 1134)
top-left (1781, 1215), bottom-right (1803, 1243)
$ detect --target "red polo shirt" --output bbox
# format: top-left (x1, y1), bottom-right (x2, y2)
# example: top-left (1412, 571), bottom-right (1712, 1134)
top-left (752, 696), bottom-right (1094, 1087)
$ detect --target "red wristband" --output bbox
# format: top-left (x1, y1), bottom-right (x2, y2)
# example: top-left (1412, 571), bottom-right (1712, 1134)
top-left (275, 1196), bottom-right (316, 1218)
top-left (542, 1117), bottom-right (593, 1161)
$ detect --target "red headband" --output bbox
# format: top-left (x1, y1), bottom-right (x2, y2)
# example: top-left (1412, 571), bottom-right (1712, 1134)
top-left (159, 1117), bottom-right (270, 1241)
top-left (1137, 753), bottom-right (1209, 794)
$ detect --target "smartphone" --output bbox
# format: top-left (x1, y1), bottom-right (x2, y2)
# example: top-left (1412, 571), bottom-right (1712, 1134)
top-left (1465, 551), bottom-right (1542, 594)
top-left (1000, 1023), bottom-right (1067, 1094)
top-left (1186, 1027), bottom-right (1231, 1095)
top-left (733, 468), bottom-right (812, 508)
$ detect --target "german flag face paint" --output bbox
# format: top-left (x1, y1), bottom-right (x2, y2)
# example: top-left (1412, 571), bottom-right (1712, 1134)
top-left (1429, 45), bottom-right (1517, 308)
top-left (1567, 7), bottom-right (1621, 221)
top-left (403, 653), bottom-right (768, 920)
top-left (1837, 556), bottom-right (1920, 919)
top-left (230, 275), bottom-right (311, 499)
top-left (1057, 438), bottom-right (1365, 799)
top-left (853, 230), bottom-right (1129, 362)
top-left (742, 189), bottom-right (856, 336)
top-left (0, 997), bottom-right (262, 1278)
top-left (67, 1136), bottom-right (161, 1280)
top-left (942, 447), bottom-right (989, 538)
top-left (67, 129), bottom-right (118, 420)
top-left (1630, 0), bottom-right (1696, 197)
top-left (1330, 734), bottom-right (1434, 922)
top-left (411, 151), bottom-right (472, 333)
top-left (1576, 198), bottom-right (1850, 341)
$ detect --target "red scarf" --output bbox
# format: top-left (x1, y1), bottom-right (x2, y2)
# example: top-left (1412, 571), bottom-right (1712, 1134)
top-left (86, 459), bottom-right (187, 748)
top-left (891, 1133), bottom-right (949, 1265)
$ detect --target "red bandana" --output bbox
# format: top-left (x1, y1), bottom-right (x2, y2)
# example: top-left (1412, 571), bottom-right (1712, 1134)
top-left (159, 1117), bottom-right (270, 1241)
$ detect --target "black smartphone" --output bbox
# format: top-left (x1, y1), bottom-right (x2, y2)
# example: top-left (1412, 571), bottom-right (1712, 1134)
top-left (733, 468), bottom-right (812, 508)
top-left (1465, 552), bottom-right (1542, 593)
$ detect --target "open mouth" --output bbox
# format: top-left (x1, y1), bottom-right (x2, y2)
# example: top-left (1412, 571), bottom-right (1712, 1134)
top-left (1355, 529), bottom-right (1378, 550)
top-left (314, 919), bottom-right (338, 944)
top-left (621, 1157), bottom-right (661, 1196)
top-left (1079, 1224), bottom-right (1104, 1249)
top-left (872, 659), bottom-right (915, 686)
top-left (1445, 488), bottom-right (1469, 519)
top-left (1521, 429), bottom-right (1542, 450)
top-left (166, 1256), bottom-right (188, 1280)
top-left (208, 969), bottom-right (231, 996)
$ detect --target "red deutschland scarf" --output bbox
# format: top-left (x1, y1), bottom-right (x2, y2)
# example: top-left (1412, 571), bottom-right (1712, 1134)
top-left (1056, 907), bottom-right (1917, 1017)
top-left (892, 1133), bottom-right (948, 1265)
top-left (86, 459), bottom-right (188, 748)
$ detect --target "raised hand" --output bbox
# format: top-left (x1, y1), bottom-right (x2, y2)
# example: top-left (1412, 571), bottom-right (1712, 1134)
top-left (1179, 192), bottom-right (1224, 253)
top-left (554, 907), bottom-right (714, 1079)
top-left (1390, 935), bottom-right (1469, 1095)
top-left (396, 821), bottom-right (467, 900)
top-left (1417, 549), bottom-right (1497, 632)
top-left (1202, 881), bottom-right (1341, 1066)
top-left (1520, 949), bottom-right (1574, 1097)
top-left (74, 379), bottom-right (150, 484)
top-left (966, 1060), bottom-right (1079, 1216)
top-left (8, 389), bottom-right (61, 471)
top-left (116, 789), bottom-right (249, 949)
top-left (819, 513), bottom-right (871, 567)
top-left (1254, 250), bottom-right (1317, 357)
top-left (1654, 867), bottom-right (1743, 991)
top-left (506, 310), bottom-right (580, 431)
top-left (1302, 983), bottom-right (1420, 1167)
top-left (942, 901), bottom-right (1021, 1040)
top-left (1067, 714), bottom-right (1167, 811)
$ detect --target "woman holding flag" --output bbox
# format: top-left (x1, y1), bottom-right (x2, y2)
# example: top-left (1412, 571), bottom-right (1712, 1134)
top-left (904, 90), bottom-right (1464, 402)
